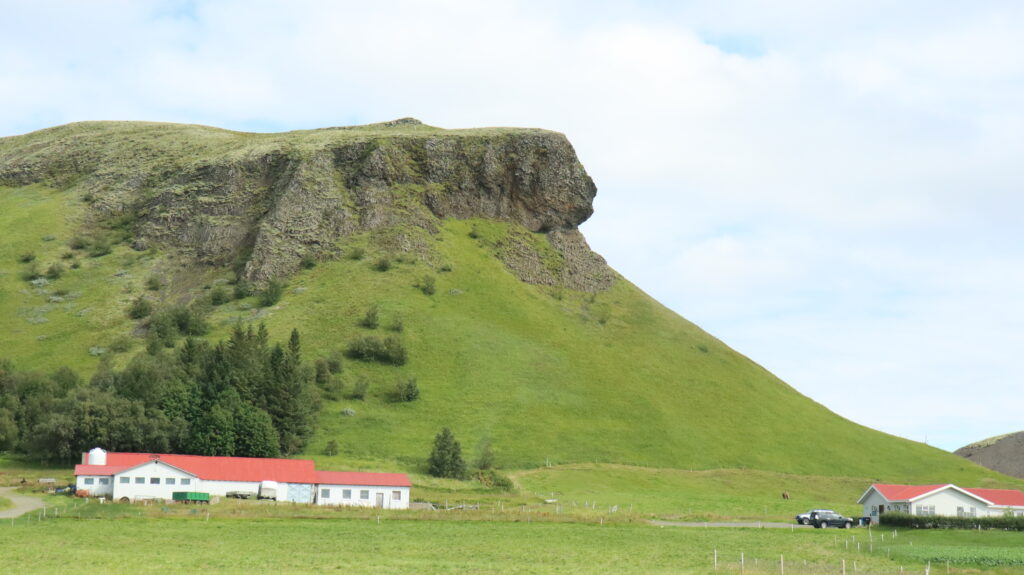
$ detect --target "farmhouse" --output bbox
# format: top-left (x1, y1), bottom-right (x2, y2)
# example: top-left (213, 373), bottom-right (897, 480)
top-left (858, 483), bottom-right (1024, 521)
top-left (74, 448), bottom-right (411, 508)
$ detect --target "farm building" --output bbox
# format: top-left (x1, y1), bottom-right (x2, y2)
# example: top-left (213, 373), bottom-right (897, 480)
top-left (74, 448), bottom-right (411, 508)
top-left (858, 483), bottom-right (1024, 521)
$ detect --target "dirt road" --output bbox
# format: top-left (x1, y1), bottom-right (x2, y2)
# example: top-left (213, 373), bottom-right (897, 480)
top-left (0, 486), bottom-right (46, 519)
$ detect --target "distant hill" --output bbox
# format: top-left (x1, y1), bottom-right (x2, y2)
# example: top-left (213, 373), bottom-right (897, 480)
top-left (955, 432), bottom-right (1024, 479)
top-left (0, 119), bottom-right (1014, 485)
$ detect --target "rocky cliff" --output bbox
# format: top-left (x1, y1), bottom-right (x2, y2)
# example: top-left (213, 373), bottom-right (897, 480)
top-left (0, 119), bottom-right (614, 291)
top-left (955, 432), bottom-right (1024, 479)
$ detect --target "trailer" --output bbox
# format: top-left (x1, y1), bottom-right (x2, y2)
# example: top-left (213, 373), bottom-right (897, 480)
top-left (172, 491), bottom-right (210, 504)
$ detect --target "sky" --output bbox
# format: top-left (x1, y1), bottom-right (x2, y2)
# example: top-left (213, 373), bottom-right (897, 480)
top-left (2, 1), bottom-right (1022, 452)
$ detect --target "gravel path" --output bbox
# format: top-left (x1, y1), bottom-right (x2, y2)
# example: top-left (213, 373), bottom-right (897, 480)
top-left (0, 486), bottom-right (46, 519)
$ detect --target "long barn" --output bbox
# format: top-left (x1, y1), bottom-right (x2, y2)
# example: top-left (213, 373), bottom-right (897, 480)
top-left (74, 448), bottom-right (411, 508)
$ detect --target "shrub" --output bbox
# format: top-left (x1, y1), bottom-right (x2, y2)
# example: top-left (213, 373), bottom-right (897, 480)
top-left (326, 353), bottom-right (343, 374)
top-left (70, 260), bottom-right (80, 269)
top-left (210, 286), bottom-right (230, 306)
top-left (347, 246), bottom-right (366, 260)
top-left (88, 239), bottom-right (112, 258)
top-left (68, 236), bottom-right (88, 250)
top-left (108, 336), bottom-right (133, 353)
top-left (45, 262), bottom-right (64, 280)
top-left (417, 274), bottom-right (436, 296)
top-left (880, 512), bottom-right (1024, 531)
top-left (20, 263), bottom-right (42, 281)
top-left (476, 469), bottom-right (513, 491)
top-left (233, 279), bottom-right (253, 299)
top-left (358, 304), bottom-right (379, 329)
top-left (392, 377), bottom-right (420, 402)
top-left (373, 257), bottom-right (391, 272)
top-left (61, 251), bottom-right (75, 260)
top-left (350, 376), bottom-right (369, 400)
top-left (428, 427), bottom-right (467, 479)
top-left (18, 252), bottom-right (35, 263)
top-left (258, 279), bottom-right (285, 307)
top-left (388, 315), bottom-right (404, 333)
top-left (324, 440), bottom-right (339, 457)
top-left (300, 254), bottom-right (317, 269)
top-left (345, 336), bottom-right (407, 365)
top-left (128, 297), bottom-right (153, 319)
top-left (145, 276), bottom-right (162, 291)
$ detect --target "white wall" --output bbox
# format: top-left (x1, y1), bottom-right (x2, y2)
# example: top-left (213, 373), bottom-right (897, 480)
top-left (915, 489), bottom-right (995, 518)
top-left (75, 475), bottom-right (114, 497)
top-left (316, 484), bottom-right (410, 509)
top-left (111, 460), bottom-right (198, 502)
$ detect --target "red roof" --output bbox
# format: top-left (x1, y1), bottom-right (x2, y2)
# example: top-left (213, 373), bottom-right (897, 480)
top-left (75, 452), bottom-right (412, 487)
top-left (963, 488), bottom-right (1024, 507)
top-left (871, 484), bottom-right (951, 501)
top-left (316, 471), bottom-right (411, 487)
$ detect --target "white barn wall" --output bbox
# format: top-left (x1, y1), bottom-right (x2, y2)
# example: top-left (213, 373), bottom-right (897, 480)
top-left (75, 475), bottom-right (114, 497)
top-left (112, 461), bottom-right (197, 502)
top-left (317, 484), bottom-right (410, 509)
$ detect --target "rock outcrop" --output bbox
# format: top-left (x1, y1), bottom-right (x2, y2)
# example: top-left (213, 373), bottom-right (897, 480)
top-left (955, 432), bottom-right (1024, 479)
top-left (0, 119), bottom-right (612, 290)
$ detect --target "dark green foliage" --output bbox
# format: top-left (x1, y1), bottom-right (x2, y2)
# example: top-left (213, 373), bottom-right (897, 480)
top-left (417, 274), bottom-right (436, 295)
top-left (108, 336), bottom-right (133, 353)
top-left (210, 286), bottom-right (230, 306)
top-left (42, 261), bottom-right (66, 279)
top-left (145, 276), bottom-right (162, 291)
top-left (61, 251), bottom-right (75, 260)
top-left (475, 469), bottom-right (513, 490)
top-left (350, 376), bottom-right (369, 400)
top-left (258, 279), bottom-right (285, 307)
top-left (300, 254), bottom-right (317, 269)
top-left (326, 353), bottom-right (343, 374)
top-left (388, 315), bottom-right (404, 332)
top-left (0, 322), bottom-right (318, 460)
top-left (314, 360), bottom-right (331, 387)
top-left (20, 263), bottom-right (41, 281)
top-left (347, 246), bottom-right (365, 260)
top-left (88, 239), bottom-right (112, 258)
top-left (345, 335), bottom-right (407, 365)
top-left (128, 297), bottom-right (153, 319)
top-left (392, 377), bottom-right (420, 402)
top-left (359, 304), bottom-right (379, 329)
top-left (428, 427), bottom-right (467, 479)
top-left (880, 512), bottom-right (1024, 531)
top-left (373, 257), bottom-right (391, 272)
top-left (324, 439), bottom-right (339, 456)
top-left (233, 280), bottom-right (253, 299)
top-left (70, 260), bottom-right (80, 269)
top-left (17, 252), bottom-right (35, 263)
top-left (476, 437), bottom-right (495, 470)
top-left (68, 236), bottom-right (88, 250)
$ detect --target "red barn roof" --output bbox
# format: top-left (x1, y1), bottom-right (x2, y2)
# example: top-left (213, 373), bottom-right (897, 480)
top-left (75, 452), bottom-right (411, 487)
top-left (870, 484), bottom-right (951, 501)
top-left (316, 471), bottom-right (411, 487)
top-left (963, 488), bottom-right (1024, 507)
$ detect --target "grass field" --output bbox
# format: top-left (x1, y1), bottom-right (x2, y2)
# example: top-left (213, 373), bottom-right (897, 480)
top-left (0, 497), bottom-right (10, 511)
top-left (1, 501), bottom-right (1021, 575)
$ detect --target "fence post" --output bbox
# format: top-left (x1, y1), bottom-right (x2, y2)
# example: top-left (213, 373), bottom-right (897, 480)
top-left (780, 554), bottom-right (784, 575)
top-left (713, 549), bottom-right (717, 571)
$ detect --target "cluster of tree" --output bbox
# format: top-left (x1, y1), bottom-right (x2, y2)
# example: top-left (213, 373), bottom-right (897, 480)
top-left (0, 324), bottom-right (320, 463)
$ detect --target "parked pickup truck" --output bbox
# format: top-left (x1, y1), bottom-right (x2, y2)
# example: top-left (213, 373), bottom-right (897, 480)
top-left (795, 509), bottom-right (835, 525)
top-left (810, 510), bottom-right (854, 529)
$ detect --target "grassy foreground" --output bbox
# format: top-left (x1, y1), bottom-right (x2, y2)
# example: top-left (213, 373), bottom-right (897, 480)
top-left (2, 508), bottom-right (1022, 574)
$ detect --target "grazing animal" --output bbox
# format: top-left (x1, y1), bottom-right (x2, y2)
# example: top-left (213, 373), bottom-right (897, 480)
top-left (782, 491), bottom-right (790, 500)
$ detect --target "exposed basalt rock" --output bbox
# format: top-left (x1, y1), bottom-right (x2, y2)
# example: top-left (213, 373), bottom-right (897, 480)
top-left (955, 431), bottom-right (1024, 479)
top-left (0, 120), bottom-right (611, 290)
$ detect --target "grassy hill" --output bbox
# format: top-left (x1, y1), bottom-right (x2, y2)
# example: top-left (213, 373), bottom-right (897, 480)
top-left (0, 121), bottom-right (1016, 490)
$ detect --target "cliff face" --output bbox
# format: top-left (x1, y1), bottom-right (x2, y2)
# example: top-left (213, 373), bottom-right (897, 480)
top-left (0, 119), bottom-right (613, 290)
top-left (955, 432), bottom-right (1024, 479)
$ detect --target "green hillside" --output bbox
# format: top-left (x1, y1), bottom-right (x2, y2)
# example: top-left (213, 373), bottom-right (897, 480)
top-left (0, 121), bottom-right (1012, 487)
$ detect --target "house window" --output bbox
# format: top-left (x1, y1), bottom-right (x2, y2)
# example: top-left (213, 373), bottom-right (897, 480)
top-left (99, 477), bottom-right (109, 485)
top-left (360, 490), bottom-right (369, 500)
top-left (392, 490), bottom-right (401, 501)
top-left (84, 478), bottom-right (95, 485)
top-left (135, 477), bottom-right (145, 484)
top-left (119, 477), bottom-right (129, 484)
top-left (150, 477), bottom-right (160, 485)
top-left (342, 489), bottom-right (351, 499)
top-left (321, 489), bottom-right (330, 499)
top-left (166, 478), bottom-right (176, 485)
top-left (181, 478), bottom-right (191, 486)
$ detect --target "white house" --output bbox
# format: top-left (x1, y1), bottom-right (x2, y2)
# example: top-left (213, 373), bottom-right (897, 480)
top-left (74, 448), bottom-right (411, 508)
top-left (858, 483), bottom-right (1024, 522)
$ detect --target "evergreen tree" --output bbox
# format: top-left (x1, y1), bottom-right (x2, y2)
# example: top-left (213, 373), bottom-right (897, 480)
top-left (428, 427), bottom-right (467, 479)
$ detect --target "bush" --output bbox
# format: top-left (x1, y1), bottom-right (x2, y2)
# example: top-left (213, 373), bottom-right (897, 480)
top-left (68, 236), bottom-right (88, 250)
top-left (359, 304), bottom-right (379, 329)
top-left (108, 336), bottom-right (133, 353)
top-left (233, 280), bottom-right (253, 299)
top-left (128, 297), bottom-right (153, 319)
top-left (324, 440), bottom-right (339, 457)
top-left (417, 274), bottom-right (436, 296)
top-left (373, 257), bottom-right (391, 272)
top-left (347, 246), bottom-right (366, 260)
top-left (88, 239), bottom-right (112, 258)
top-left (392, 377), bottom-right (420, 402)
top-left (428, 427), bottom-right (467, 479)
top-left (350, 376), bottom-right (369, 400)
top-left (475, 469), bottom-right (513, 491)
top-left (61, 251), bottom-right (75, 260)
top-left (18, 252), bottom-right (35, 263)
top-left (45, 262), bottom-right (64, 280)
top-left (300, 254), bottom-right (317, 269)
top-left (388, 315), bottom-right (404, 333)
top-left (20, 263), bottom-right (42, 281)
top-left (327, 353), bottom-right (343, 374)
top-left (210, 286), bottom-right (230, 306)
top-left (258, 279), bottom-right (285, 307)
top-left (880, 512), bottom-right (1024, 531)
top-left (145, 276), bottom-right (162, 291)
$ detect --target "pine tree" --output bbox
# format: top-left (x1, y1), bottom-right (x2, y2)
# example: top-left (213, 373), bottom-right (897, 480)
top-left (428, 427), bottom-right (467, 479)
